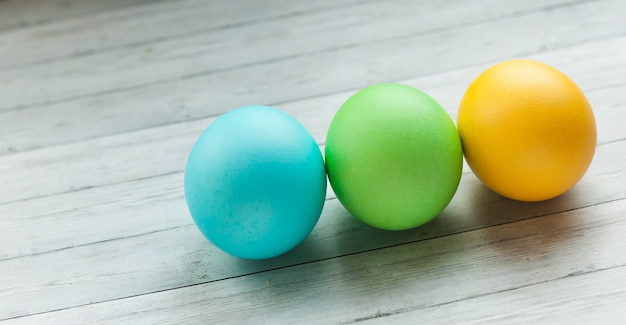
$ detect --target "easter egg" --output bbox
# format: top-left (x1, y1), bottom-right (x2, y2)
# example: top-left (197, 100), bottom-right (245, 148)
top-left (184, 106), bottom-right (327, 259)
top-left (325, 83), bottom-right (463, 231)
top-left (458, 60), bottom-right (596, 201)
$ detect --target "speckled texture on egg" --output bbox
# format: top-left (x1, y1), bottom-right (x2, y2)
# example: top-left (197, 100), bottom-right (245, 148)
top-left (184, 106), bottom-right (327, 259)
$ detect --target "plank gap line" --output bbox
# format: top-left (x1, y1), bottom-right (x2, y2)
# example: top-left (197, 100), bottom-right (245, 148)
top-left (2, 197), bottom-right (623, 322)
top-left (0, 0), bottom-right (604, 113)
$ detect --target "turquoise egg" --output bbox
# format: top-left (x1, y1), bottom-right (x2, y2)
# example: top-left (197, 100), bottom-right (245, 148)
top-left (184, 106), bottom-right (327, 259)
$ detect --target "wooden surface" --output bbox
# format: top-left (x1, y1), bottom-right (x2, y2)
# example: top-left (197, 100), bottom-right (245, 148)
top-left (1, 0), bottom-right (625, 323)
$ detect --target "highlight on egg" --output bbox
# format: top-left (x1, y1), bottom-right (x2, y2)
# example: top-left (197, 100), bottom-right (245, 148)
top-left (184, 105), bottom-right (327, 259)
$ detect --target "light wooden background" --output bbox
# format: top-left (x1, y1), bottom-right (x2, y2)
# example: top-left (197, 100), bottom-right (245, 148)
top-left (1, 0), bottom-right (625, 323)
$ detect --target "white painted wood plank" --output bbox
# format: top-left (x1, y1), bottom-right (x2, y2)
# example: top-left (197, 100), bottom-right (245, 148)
top-left (0, 173), bottom-right (187, 259)
top-left (0, 0), bottom-right (580, 110)
top-left (0, 116), bottom-right (201, 205)
top-left (0, 0), bottom-right (622, 154)
top-left (0, 133), bottom-right (624, 262)
top-left (5, 199), bottom-right (625, 323)
top-left (0, 32), bottom-right (623, 205)
top-left (0, 0), bottom-right (367, 69)
top-left (0, 0), bottom-right (160, 33)
top-left (0, 170), bottom-right (333, 261)
top-left (359, 265), bottom-right (626, 324)
top-left (0, 1), bottom-right (623, 323)
top-left (1, 140), bottom-right (624, 319)
top-left (1, 2), bottom-right (623, 115)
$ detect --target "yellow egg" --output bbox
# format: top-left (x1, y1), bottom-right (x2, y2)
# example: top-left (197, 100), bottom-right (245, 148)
top-left (458, 60), bottom-right (596, 201)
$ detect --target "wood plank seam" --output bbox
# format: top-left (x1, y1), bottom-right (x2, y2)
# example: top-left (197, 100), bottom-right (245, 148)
top-left (1, 1), bottom-right (623, 323)
top-left (0, 0), bottom-right (601, 113)
top-left (0, 0), bottom-right (172, 34)
top-left (346, 262), bottom-right (626, 323)
top-left (0, 119), bottom-right (620, 211)
top-left (3, 197), bottom-right (623, 322)
top-left (0, 0), bottom-right (379, 72)
top-left (0, 224), bottom-right (189, 263)
top-left (2, 196), bottom-right (623, 315)
top-left (0, 35), bottom-right (622, 159)
top-left (1, 37), bottom-right (622, 161)
top-left (0, 170), bottom-right (182, 208)
top-left (0, 0), bottom-right (574, 70)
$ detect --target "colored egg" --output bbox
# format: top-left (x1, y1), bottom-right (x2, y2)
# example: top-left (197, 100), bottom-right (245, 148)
top-left (184, 106), bottom-right (327, 259)
top-left (325, 83), bottom-right (463, 231)
top-left (458, 60), bottom-right (596, 201)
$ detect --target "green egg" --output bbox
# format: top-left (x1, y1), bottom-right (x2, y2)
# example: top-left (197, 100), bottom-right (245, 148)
top-left (325, 83), bottom-right (462, 230)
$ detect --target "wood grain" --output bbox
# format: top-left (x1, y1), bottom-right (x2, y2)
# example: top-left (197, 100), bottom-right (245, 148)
top-left (0, 0), bottom-right (582, 109)
top-left (0, 58), bottom-right (624, 258)
top-left (2, 0), bottom-right (625, 323)
top-left (0, 0), bottom-right (621, 153)
top-left (0, 33), bottom-right (623, 204)
top-left (1, 139), bottom-right (624, 319)
top-left (361, 265), bottom-right (626, 324)
top-left (5, 199), bottom-right (625, 324)
top-left (0, 0), bottom-right (157, 32)
top-left (0, 0), bottom-right (367, 69)
top-left (0, 23), bottom-right (626, 154)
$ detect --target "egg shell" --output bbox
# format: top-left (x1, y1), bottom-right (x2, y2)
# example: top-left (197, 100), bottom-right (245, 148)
top-left (458, 60), bottom-right (597, 201)
top-left (184, 106), bottom-right (327, 259)
top-left (325, 83), bottom-right (463, 231)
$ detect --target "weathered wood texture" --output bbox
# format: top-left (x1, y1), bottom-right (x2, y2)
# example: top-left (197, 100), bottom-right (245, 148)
top-left (1, 0), bottom-right (625, 323)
